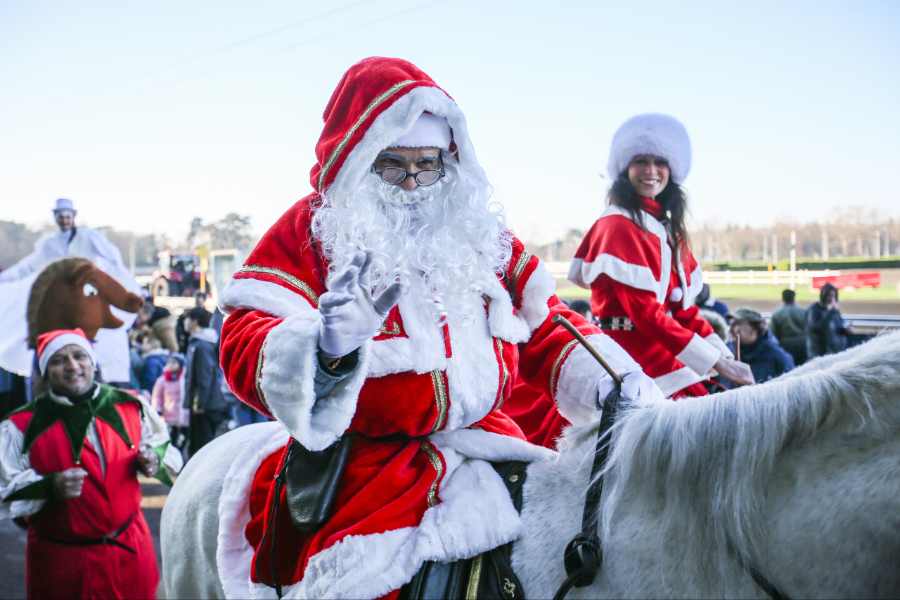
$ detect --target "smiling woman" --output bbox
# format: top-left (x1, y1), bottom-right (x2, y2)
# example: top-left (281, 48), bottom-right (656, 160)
top-left (568, 113), bottom-right (755, 398)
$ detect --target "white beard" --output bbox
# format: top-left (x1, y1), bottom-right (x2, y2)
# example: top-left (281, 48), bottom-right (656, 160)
top-left (311, 159), bottom-right (513, 325)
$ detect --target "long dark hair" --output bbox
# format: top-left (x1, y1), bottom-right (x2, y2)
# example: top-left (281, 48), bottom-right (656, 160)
top-left (608, 172), bottom-right (690, 249)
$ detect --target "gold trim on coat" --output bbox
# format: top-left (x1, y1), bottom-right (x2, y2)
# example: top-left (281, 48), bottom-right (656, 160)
top-left (238, 265), bottom-right (320, 305)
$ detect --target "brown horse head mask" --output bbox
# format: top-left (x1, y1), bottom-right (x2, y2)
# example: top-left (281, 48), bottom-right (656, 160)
top-left (27, 258), bottom-right (144, 347)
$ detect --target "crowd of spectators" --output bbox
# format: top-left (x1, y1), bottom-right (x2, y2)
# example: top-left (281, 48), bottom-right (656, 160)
top-left (128, 290), bottom-right (269, 460)
top-left (710, 284), bottom-right (851, 385)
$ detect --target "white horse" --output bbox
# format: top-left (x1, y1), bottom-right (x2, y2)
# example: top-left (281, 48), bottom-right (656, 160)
top-left (162, 332), bottom-right (900, 599)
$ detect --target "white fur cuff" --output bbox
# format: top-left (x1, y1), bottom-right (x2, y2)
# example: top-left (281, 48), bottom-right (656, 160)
top-left (704, 332), bottom-right (733, 360)
top-left (554, 333), bottom-right (641, 425)
top-left (259, 313), bottom-right (369, 451)
top-left (676, 333), bottom-right (721, 377)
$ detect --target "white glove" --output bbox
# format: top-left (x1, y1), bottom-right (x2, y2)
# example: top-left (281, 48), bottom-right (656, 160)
top-left (318, 251), bottom-right (406, 358)
top-left (619, 370), bottom-right (666, 405)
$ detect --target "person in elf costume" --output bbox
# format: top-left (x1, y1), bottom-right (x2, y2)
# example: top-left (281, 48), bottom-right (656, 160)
top-left (0, 328), bottom-right (182, 599)
top-left (568, 113), bottom-right (754, 397)
top-left (215, 56), bottom-right (664, 599)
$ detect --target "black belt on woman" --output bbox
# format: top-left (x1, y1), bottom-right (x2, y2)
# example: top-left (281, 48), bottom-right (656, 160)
top-left (40, 513), bottom-right (136, 554)
top-left (593, 316), bottom-right (635, 331)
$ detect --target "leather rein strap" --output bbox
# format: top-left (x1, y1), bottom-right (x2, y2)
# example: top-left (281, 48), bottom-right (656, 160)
top-left (552, 383), bottom-right (621, 600)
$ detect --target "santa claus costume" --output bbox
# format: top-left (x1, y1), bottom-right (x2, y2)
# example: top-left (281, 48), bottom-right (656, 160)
top-left (217, 57), bottom-right (660, 599)
top-left (0, 329), bottom-right (182, 599)
top-left (569, 113), bottom-right (733, 398)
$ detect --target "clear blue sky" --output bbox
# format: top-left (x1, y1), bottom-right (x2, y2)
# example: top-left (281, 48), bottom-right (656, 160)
top-left (2, 0), bottom-right (899, 244)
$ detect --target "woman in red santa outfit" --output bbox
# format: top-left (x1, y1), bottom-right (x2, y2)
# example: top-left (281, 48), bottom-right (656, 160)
top-left (0, 328), bottom-right (182, 599)
top-left (569, 113), bottom-right (754, 397)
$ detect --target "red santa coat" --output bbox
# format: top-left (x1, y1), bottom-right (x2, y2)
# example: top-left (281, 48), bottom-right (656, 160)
top-left (216, 57), bottom-right (642, 600)
top-left (7, 388), bottom-right (158, 600)
top-left (569, 198), bottom-right (732, 397)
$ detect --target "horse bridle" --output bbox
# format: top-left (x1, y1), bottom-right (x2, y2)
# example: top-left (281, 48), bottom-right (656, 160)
top-left (551, 383), bottom-right (621, 600)
top-left (550, 315), bottom-right (791, 600)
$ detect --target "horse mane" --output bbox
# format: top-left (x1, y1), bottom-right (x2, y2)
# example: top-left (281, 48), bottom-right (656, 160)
top-left (595, 331), bottom-right (900, 588)
top-left (26, 257), bottom-right (92, 348)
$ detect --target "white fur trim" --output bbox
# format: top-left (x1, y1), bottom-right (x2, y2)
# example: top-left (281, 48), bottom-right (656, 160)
top-left (220, 277), bottom-right (316, 318)
top-left (674, 253), bottom-right (689, 310)
top-left (606, 113), bottom-right (692, 183)
top-left (518, 260), bottom-right (555, 332)
top-left (554, 333), bottom-right (641, 426)
top-left (653, 366), bottom-right (704, 396)
top-left (391, 112), bottom-right (452, 149)
top-left (568, 255), bottom-right (659, 298)
top-left (326, 86), bottom-right (490, 203)
top-left (430, 428), bottom-right (557, 463)
top-left (217, 422), bottom-right (290, 599)
top-left (676, 333), bottom-right (720, 378)
top-left (483, 278), bottom-right (530, 344)
top-left (217, 428), bottom-right (526, 599)
top-left (294, 452), bottom-right (521, 599)
top-left (685, 263), bottom-right (704, 307)
top-left (705, 332), bottom-right (733, 360)
top-left (367, 294), bottom-right (446, 377)
top-left (443, 301), bottom-right (504, 430)
top-left (568, 205), bottom-right (671, 304)
top-left (259, 313), bottom-right (369, 451)
top-left (38, 333), bottom-right (95, 375)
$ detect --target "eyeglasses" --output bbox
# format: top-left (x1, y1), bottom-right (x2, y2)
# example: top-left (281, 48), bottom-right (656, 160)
top-left (372, 165), bottom-right (445, 187)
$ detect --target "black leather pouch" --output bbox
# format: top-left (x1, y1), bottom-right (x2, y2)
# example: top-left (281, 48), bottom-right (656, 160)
top-left (282, 434), bottom-right (353, 531)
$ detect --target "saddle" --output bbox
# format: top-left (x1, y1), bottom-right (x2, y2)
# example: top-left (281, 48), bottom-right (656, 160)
top-left (398, 461), bottom-right (527, 600)
top-left (264, 442), bottom-right (527, 600)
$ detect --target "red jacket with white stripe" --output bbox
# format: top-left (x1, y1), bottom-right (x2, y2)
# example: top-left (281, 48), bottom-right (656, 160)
top-left (568, 198), bottom-right (732, 397)
top-left (215, 57), bottom-right (642, 600)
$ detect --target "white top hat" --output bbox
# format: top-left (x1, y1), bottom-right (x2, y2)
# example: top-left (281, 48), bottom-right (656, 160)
top-left (53, 198), bottom-right (76, 213)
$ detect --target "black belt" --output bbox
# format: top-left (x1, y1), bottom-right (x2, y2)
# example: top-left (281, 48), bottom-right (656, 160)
top-left (40, 513), bottom-right (136, 554)
top-left (593, 316), bottom-right (635, 331)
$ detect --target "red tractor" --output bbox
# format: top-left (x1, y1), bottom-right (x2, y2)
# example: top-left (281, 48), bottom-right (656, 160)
top-left (151, 251), bottom-right (203, 299)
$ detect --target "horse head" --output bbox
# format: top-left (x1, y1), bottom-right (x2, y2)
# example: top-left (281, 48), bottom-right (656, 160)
top-left (27, 257), bottom-right (143, 347)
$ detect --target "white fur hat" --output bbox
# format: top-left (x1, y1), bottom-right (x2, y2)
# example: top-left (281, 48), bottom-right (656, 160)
top-left (391, 112), bottom-right (452, 150)
top-left (606, 113), bottom-right (692, 184)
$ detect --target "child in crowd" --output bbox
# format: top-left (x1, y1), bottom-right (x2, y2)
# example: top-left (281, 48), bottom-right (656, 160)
top-left (151, 353), bottom-right (190, 451)
top-left (139, 333), bottom-right (170, 393)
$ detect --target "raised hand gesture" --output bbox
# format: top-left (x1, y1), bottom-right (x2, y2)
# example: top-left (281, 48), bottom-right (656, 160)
top-left (318, 251), bottom-right (406, 359)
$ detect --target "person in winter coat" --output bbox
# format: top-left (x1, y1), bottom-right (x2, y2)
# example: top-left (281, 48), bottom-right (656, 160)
top-left (150, 353), bottom-right (190, 451)
top-left (806, 283), bottom-right (849, 358)
top-left (137, 299), bottom-right (177, 352)
top-left (694, 283), bottom-right (730, 321)
top-left (568, 113), bottom-right (754, 398)
top-left (183, 306), bottom-right (226, 455)
top-left (727, 308), bottom-right (794, 384)
top-left (770, 289), bottom-right (808, 365)
top-left (138, 333), bottom-right (169, 392)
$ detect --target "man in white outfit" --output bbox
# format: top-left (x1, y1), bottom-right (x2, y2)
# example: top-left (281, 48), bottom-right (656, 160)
top-left (0, 198), bottom-right (140, 384)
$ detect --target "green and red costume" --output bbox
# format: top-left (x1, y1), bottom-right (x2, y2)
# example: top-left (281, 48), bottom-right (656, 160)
top-left (1, 385), bottom-right (163, 600)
